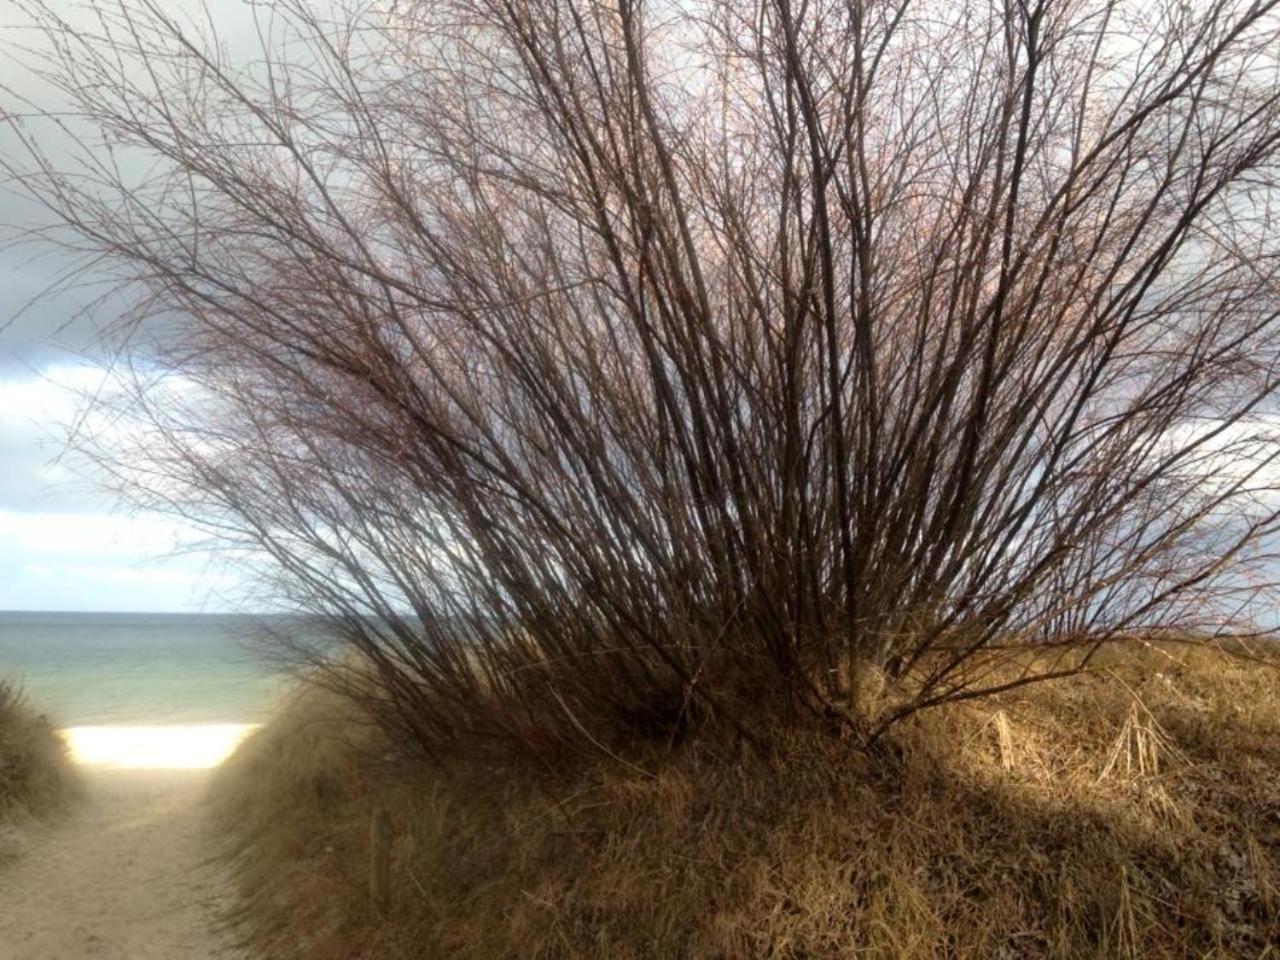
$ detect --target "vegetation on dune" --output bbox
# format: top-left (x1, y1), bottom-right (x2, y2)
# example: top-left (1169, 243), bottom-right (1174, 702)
top-left (212, 643), bottom-right (1280, 959)
top-left (0, 680), bottom-right (76, 826)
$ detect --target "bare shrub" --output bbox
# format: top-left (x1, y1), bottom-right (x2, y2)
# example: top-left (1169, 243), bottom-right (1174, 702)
top-left (5, 0), bottom-right (1280, 760)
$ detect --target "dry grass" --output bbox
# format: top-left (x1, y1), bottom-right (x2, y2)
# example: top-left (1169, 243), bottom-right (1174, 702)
top-left (0, 679), bottom-right (77, 825)
top-left (210, 644), bottom-right (1280, 959)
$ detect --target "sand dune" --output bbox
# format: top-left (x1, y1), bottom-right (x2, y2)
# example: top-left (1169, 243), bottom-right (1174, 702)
top-left (0, 727), bottom-right (252, 960)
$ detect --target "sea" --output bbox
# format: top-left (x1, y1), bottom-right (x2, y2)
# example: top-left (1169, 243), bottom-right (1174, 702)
top-left (0, 610), bottom-right (298, 727)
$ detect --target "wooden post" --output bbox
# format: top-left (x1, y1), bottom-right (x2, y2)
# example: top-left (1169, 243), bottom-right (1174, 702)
top-left (370, 807), bottom-right (392, 918)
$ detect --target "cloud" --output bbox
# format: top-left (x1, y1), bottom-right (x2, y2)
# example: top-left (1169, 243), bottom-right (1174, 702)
top-left (0, 508), bottom-right (197, 556)
top-left (0, 0), bottom-right (276, 373)
top-left (0, 364), bottom-right (118, 512)
top-left (0, 364), bottom-right (248, 611)
top-left (0, 507), bottom-right (243, 612)
top-left (0, 2), bottom-right (313, 610)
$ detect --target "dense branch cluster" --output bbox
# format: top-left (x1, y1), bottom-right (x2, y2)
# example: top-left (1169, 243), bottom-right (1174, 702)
top-left (6, 0), bottom-right (1280, 758)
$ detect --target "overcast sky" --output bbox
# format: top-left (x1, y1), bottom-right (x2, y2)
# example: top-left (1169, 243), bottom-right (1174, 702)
top-left (0, 1), bottom-right (261, 612)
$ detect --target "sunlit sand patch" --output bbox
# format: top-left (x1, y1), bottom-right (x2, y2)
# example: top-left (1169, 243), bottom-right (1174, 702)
top-left (62, 724), bottom-right (260, 769)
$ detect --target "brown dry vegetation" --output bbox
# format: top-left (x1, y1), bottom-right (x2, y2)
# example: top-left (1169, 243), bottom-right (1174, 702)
top-left (211, 643), bottom-right (1280, 959)
top-left (0, 680), bottom-right (77, 828)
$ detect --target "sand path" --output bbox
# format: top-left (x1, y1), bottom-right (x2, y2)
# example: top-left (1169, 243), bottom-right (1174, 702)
top-left (0, 767), bottom-right (246, 960)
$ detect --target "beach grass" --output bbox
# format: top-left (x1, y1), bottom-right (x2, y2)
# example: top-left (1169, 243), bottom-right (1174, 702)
top-left (210, 643), bottom-right (1280, 959)
top-left (0, 679), bottom-right (77, 824)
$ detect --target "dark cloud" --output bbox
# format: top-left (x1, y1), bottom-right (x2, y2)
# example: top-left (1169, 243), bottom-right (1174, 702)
top-left (0, 0), bottom-right (274, 372)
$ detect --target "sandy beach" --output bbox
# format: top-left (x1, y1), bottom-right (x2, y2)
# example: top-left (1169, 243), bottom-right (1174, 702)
top-left (0, 726), bottom-right (255, 960)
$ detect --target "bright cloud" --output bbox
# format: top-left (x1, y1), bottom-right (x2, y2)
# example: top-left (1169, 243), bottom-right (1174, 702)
top-left (0, 364), bottom-right (248, 612)
top-left (0, 508), bottom-right (242, 611)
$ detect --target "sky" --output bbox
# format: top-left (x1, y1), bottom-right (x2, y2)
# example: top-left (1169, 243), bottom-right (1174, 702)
top-left (0, 1), bottom-right (261, 613)
top-left (0, 366), bottom-right (243, 612)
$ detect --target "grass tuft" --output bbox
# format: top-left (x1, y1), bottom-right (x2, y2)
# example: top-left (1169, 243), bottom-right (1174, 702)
top-left (0, 679), bottom-right (77, 827)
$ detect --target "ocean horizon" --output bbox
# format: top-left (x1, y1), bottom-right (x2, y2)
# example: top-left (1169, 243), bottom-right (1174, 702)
top-left (0, 609), bottom-right (300, 727)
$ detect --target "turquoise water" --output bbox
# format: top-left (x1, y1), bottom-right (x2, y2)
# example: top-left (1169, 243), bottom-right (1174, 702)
top-left (0, 611), bottom-right (296, 725)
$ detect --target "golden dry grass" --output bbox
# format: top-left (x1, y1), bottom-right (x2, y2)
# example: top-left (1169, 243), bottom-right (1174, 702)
top-left (0, 679), bottom-right (77, 826)
top-left (210, 644), bottom-right (1280, 959)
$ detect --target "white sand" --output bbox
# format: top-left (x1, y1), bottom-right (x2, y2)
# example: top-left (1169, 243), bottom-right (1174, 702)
top-left (62, 725), bottom-right (259, 770)
top-left (0, 726), bottom-right (257, 960)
